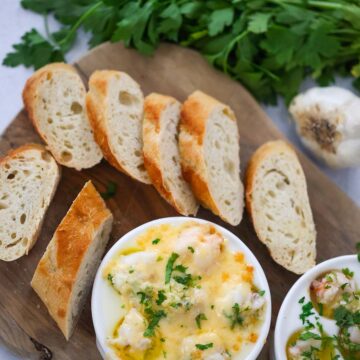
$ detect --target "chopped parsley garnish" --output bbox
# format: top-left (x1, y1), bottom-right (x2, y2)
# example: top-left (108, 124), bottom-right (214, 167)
top-left (334, 305), bottom-right (360, 328)
top-left (187, 246), bottom-right (195, 253)
top-left (299, 296), bottom-right (305, 304)
top-left (164, 253), bottom-right (196, 287)
top-left (160, 337), bottom-right (165, 342)
top-left (318, 303), bottom-right (324, 316)
top-left (224, 303), bottom-right (244, 329)
top-left (342, 268), bottom-right (354, 278)
top-left (195, 313), bottom-right (207, 329)
top-left (100, 181), bottom-right (117, 200)
top-left (258, 290), bottom-right (265, 297)
top-left (356, 242), bottom-right (360, 262)
top-left (157, 256), bottom-right (163, 262)
top-left (300, 301), bottom-right (314, 324)
top-left (143, 309), bottom-right (167, 337)
top-left (156, 290), bottom-right (167, 305)
top-left (299, 331), bottom-right (322, 341)
top-left (195, 343), bottom-right (213, 350)
top-left (152, 238), bottom-right (160, 245)
top-left (107, 273), bottom-right (114, 285)
top-left (137, 291), bottom-right (152, 307)
top-left (165, 253), bottom-right (179, 284)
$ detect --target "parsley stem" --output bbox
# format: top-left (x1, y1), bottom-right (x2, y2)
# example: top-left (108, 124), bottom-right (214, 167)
top-left (58, 1), bottom-right (103, 47)
top-left (222, 30), bottom-right (248, 74)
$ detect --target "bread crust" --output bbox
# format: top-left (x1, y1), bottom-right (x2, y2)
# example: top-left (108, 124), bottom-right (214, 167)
top-left (31, 181), bottom-right (113, 339)
top-left (0, 144), bottom-right (61, 260)
top-left (143, 93), bottom-right (198, 215)
top-left (179, 91), bottom-right (236, 219)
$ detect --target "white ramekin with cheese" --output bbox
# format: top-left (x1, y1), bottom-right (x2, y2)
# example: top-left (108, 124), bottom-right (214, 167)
top-left (92, 217), bottom-right (271, 360)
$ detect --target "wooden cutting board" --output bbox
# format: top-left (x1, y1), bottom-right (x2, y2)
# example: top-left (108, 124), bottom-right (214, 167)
top-left (0, 42), bottom-right (359, 360)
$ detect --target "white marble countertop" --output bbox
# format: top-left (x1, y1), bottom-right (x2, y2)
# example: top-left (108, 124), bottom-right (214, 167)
top-left (0, 2), bottom-right (359, 359)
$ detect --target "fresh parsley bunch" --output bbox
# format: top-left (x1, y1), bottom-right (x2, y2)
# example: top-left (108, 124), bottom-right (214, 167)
top-left (3, 0), bottom-right (360, 103)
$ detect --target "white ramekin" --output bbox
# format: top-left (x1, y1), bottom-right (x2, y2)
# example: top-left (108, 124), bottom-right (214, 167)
top-left (91, 216), bottom-right (272, 359)
top-left (274, 255), bottom-right (359, 360)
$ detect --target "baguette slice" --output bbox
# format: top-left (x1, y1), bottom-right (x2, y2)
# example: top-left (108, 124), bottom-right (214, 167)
top-left (31, 181), bottom-right (113, 340)
top-left (86, 70), bottom-right (150, 184)
top-left (23, 63), bottom-right (103, 170)
top-left (143, 93), bottom-right (199, 215)
top-left (0, 144), bottom-right (60, 261)
top-left (179, 91), bottom-right (244, 225)
top-left (245, 140), bottom-right (316, 274)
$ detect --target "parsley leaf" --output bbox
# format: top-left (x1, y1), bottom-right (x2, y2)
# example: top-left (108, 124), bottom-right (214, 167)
top-left (3, 29), bottom-right (64, 69)
top-left (156, 290), bottom-right (167, 306)
top-left (165, 252), bottom-right (179, 284)
top-left (195, 342), bottom-right (213, 350)
top-left (152, 238), bottom-right (160, 245)
top-left (195, 313), bottom-right (207, 329)
top-left (101, 181), bottom-right (117, 200)
top-left (342, 268), bottom-right (354, 278)
top-left (143, 309), bottom-right (166, 337)
top-left (5, 1), bottom-right (360, 104)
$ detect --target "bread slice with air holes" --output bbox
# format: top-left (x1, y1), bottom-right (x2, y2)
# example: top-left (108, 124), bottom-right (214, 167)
top-left (143, 93), bottom-right (199, 215)
top-left (31, 181), bottom-right (113, 340)
top-left (179, 90), bottom-right (244, 225)
top-left (0, 144), bottom-right (60, 261)
top-left (245, 140), bottom-right (316, 274)
top-left (86, 70), bottom-right (150, 184)
top-left (23, 63), bottom-right (103, 170)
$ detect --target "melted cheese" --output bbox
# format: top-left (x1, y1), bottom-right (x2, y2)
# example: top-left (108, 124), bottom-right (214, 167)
top-left (103, 222), bottom-right (266, 359)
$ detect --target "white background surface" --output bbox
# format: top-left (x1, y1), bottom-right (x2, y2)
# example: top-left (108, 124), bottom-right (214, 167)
top-left (1, 1), bottom-right (359, 208)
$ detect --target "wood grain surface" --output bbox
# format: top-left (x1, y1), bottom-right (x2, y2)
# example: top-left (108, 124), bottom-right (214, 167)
top-left (0, 42), bottom-right (359, 359)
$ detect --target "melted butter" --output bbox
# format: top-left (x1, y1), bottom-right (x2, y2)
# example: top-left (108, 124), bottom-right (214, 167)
top-left (286, 329), bottom-right (336, 360)
top-left (104, 222), bottom-right (266, 359)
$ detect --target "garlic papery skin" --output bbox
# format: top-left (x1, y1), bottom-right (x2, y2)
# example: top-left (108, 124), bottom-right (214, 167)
top-left (289, 87), bottom-right (360, 168)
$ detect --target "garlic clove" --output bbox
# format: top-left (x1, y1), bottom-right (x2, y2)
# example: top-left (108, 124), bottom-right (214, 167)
top-left (289, 86), bottom-right (360, 168)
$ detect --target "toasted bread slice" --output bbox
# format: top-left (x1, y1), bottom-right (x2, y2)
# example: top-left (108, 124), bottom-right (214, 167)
top-left (245, 140), bottom-right (316, 274)
top-left (31, 181), bottom-right (113, 339)
top-left (143, 93), bottom-right (198, 215)
top-left (86, 70), bottom-right (150, 184)
top-left (0, 144), bottom-right (60, 261)
top-left (179, 91), bottom-right (244, 225)
top-left (23, 63), bottom-right (102, 170)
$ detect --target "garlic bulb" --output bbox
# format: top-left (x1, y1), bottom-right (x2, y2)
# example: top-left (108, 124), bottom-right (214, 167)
top-left (289, 87), bottom-right (360, 168)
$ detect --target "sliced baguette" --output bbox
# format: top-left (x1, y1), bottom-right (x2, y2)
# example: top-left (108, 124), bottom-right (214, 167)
top-left (245, 140), bottom-right (316, 274)
top-left (0, 144), bottom-right (60, 261)
top-left (143, 93), bottom-right (199, 215)
top-left (23, 63), bottom-right (103, 170)
top-left (31, 181), bottom-right (113, 340)
top-left (179, 91), bottom-right (244, 225)
top-left (86, 70), bottom-right (150, 184)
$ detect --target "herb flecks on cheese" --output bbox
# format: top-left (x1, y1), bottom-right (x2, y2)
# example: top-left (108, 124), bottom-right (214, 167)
top-left (103, 222), bottom-right (266, 359)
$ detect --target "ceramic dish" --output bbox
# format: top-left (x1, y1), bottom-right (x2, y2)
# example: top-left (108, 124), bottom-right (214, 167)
top-left (92, 217), bottom-right (271, 359)
top-left (274, 255), bottom-right (359, 360)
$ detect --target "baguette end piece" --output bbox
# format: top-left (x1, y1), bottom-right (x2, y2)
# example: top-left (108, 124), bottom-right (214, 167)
top-left (31, 180), bottom-right (113, 339)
